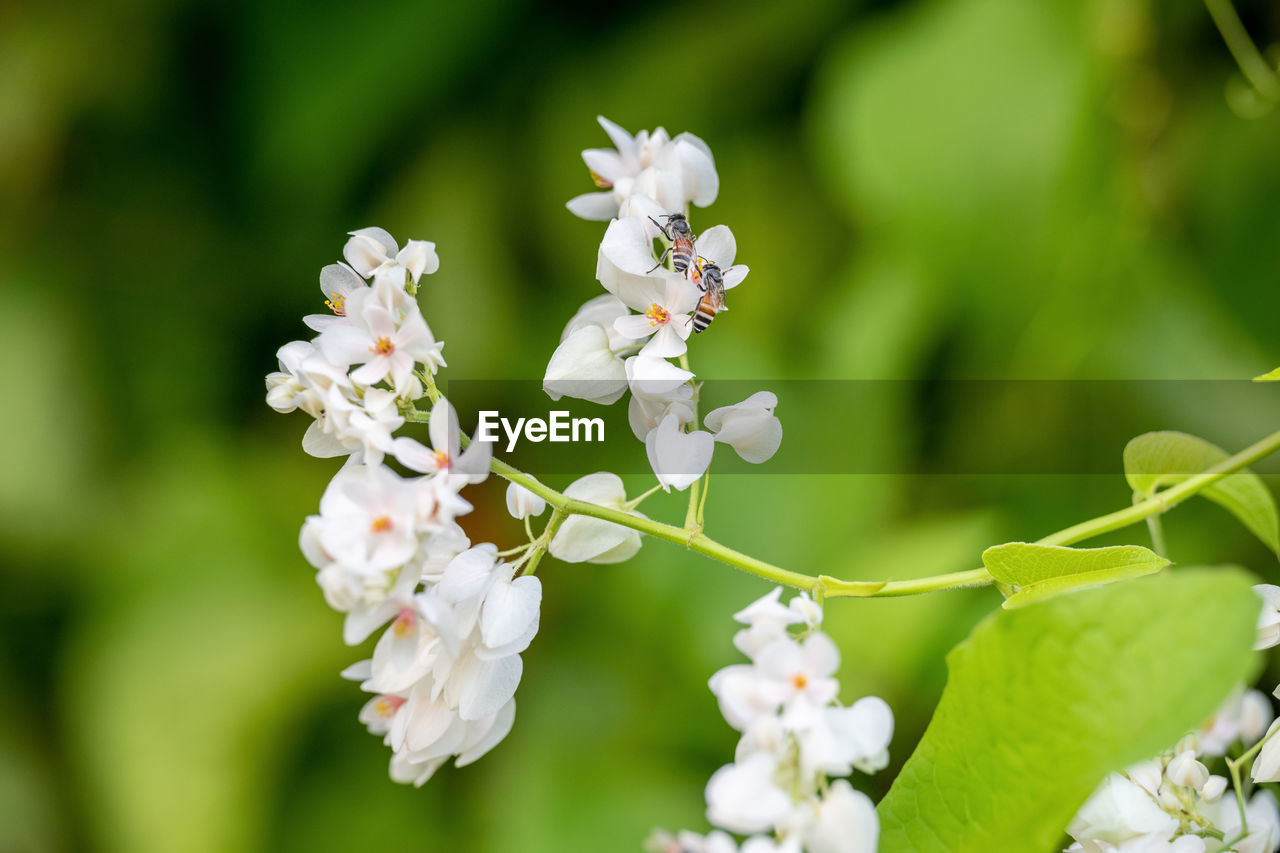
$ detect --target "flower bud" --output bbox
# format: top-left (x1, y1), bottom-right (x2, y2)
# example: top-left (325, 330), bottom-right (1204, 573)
top-left (505, 482), bottom-right (547, 520)
top-left (1201, 775), bottom-right (1229, 802)
top-left (1166, 750), bottom-right (1209, 789)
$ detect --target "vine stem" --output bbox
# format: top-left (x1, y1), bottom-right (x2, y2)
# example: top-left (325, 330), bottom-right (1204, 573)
top-left (477, 427), bottom-right (1280, 599)
top-left (1204, 0), bottom-right (1280, 101)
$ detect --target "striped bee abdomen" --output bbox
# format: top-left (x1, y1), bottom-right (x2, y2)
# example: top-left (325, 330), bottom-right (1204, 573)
top-left (692, 293), bottom-right (718, 333)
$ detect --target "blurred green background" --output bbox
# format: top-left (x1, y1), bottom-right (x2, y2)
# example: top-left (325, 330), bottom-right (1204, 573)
top-left (4, 0), bottom-right (1280, 850)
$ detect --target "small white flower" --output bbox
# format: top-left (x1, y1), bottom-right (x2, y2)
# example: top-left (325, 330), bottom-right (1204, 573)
top-left (613, 274), bottom-right (699, 359)
top-left (566, 116), bottom-right (718, 221)
top-left (304, 263), bottom-right (368, 332)
top-left (1068, 772), bottom-right (1178, 845)
top-left (800, 697), bottom-right (894, 776)
top-left (646, 413), bottom-right (714, 492)
top-left (1201, 775), bottom-right (1228, 802)
top-left (312, 464), bottom-right (422, 577)
top-left (705, 752), bottom-right (793, 835)
top-left (392, 396), bottom-right (491, 486)
top-left (319, 295), bottom-right (444, 389)
top-left (732, 587), bottom-right (803, 660)
top-left (548, 472), bottom-right (644, 564)
top-left (704, 392), bottom-right (782, 464)
top-left (804, 779), bottom-right (879, 853)
top-left (1252, 719), bottom-right (1280, 783)
top-left (1165, 750), bottom-right (1209, 789)
top-left (266, 340), bottom-right (320, 414)
top-left (754, 632), bottom-right (842, 717)
top-left (505, 482), bottom-right (547, 520)
top-left (1256, 584), bottom-right (1280, 650)
top-left (543, 324), bottom-right (629, 404)
top-left (344, 227), bottom-right (440, 289)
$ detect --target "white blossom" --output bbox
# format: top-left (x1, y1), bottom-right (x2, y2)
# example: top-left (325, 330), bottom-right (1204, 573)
top-left (704, 392), bottom-right (783, 465)
top-left (1256, 584), bottom-right (1280, 650)
top-left (646, 412), bottom-right (714, 492)
top-left (566, 116), bottom-right (718, 221)
top-left (344, 227), bottom-right (439, 289)
top-left (548, 472), bottom-right (643, 563)
top-left (505, 482), bottom-right (547, 520)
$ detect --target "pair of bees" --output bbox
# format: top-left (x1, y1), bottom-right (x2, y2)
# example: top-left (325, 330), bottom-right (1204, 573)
top-left (646, 213), bottom-right (726, 334)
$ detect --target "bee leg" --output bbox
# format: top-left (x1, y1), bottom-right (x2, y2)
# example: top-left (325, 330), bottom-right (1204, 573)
top-left (647, 246), bottom-right (672, 273)
top-left (647, 216), bottom-right (673, 242)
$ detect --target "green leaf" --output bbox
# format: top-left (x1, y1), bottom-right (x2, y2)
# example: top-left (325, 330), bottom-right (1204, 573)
top-left (983, 543), bottom-right (1169, 609)
top-left (1255, 367), bottom-right (1280, 382)
top-left (877, 568), bottom-right (1260, 853)
top-left (1123, 431), bottom-right (1279, 555)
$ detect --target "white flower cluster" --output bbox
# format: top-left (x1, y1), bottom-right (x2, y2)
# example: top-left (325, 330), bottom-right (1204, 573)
top-left (267, 229), bottom-right (541, 785)
top-left (548, 116), bottom-right (782, 492)
top-left (650, 588), bottom-right (893, 853)
top-left (1066, 687), bottom-right (1280, 853)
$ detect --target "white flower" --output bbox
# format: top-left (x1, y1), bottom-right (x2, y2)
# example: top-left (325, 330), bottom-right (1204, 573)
top-left (709, 663), bottom-right (783, 732)
top-left (1256, 584), bottom-right (1280, 650)
top-left (318, 294), bottom-right (444, 390)
top-left (1201, 775), bottom-right (1228, 802)
top-left (1243, 690), bottom-right (1275, 744)
top-left (645, 830), bottom-right (739, 853)
top-left (1252, 719), bottom-right (1280, 783)
top-left (562, 293), bottom-right (639, 351)
top-left (754, 632), bottom-right (842, 719)
top-left (543, 324), bottom-right (629, 404)
top-left (566, 116), bottom-right (718, 221)
top-left (597, 216), bottom-right (685, 310)
top-left (704, 392), bottom-right (782, 464)
top-left (344, 227), bottom-right (439, 289)
top-left (613, 274), bottom-right (699, 359)
top-left (305, 385), bottom-right (404, 464)
top-left (505, 482), bottom-right (547, 520)
top-left (800, 697), bottom-right (895, 776)
top-left (1209, 789), bottom-right (1280, 853)
top-left (732, 587), bottom-right (803, 660)
top-left (311, 464), bottom-right (422, 577)
top-left (804, 779), bottom-right (879, 853)
top-left (691, 224), bottom-right (750, 291)
top-left (304, 263), bottom-right (368, 332)
top-left (705, 752), bottom-right (793, 835)
top-left (266, 340), bottom-right (321, 414)
top-left (1165, 750), bottom-right (1209, 789)
top-left (1068, 772), bottom-right (1178, 845)
top-left (548, 472), bottom-right (644, 563)
top-left (646, 413), bottom-right (714, 492)
top-left (392, 396), bottom-right (491, 486)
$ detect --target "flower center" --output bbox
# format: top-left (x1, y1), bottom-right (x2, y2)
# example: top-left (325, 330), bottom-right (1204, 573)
top-left (791, 673), bottom-right (808, 690)
top-left (588, 168), bottom-right (612, 189)
top-left (373, 695), bottom-right (406, 718)
top-left (370, 515), bottom-right (393, 533)
top-left (324, 292), bottom-right (346, 316)
top-left (645, 303), bottom-right (670, 326)
top-left (433, 449), bottom-right (451, 470)
top-left (370, 336), bottom-right (395, 355)
top-left (392, 607), bottom-right (417, 638)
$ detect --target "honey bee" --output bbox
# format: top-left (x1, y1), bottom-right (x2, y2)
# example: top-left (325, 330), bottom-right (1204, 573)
top-left (647, 213), bottom-right (697, 274)
top-left (691, 260), bottom-right (726, 334)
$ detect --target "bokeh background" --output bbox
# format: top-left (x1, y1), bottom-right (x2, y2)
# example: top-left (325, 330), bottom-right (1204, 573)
top-left (4, 0), bottom-right (1280, 850)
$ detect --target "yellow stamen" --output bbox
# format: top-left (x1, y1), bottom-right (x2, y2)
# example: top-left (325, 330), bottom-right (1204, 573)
top-left (370, 516), bottom-right (393, 533)
top-left (370, 336), bottom-right (395, 355)
top-left (589, 169), bottom-right (612, 188)
top-left (791, 673), bottom-right (808, 690)
top-left (324, 292), bottom-right (346, 316)
top-left (645, 303), bottom-right (670, 326)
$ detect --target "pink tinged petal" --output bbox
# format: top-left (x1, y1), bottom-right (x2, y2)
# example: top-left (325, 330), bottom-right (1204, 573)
top-left (566, 191), bottom-right (620, 220)
top-left (458, 654), bottom-right (523, 721)
top-left (543, 325), bottom-right (628, 404)
top-left (317, 324), bottom-right (374, 367)
top-left (613, 313), bottom-right (660, 341)
top-left (596, 115), bottom-right (636, 160)
top-left (391, 436), bottom-right (442, 474)
top-left (455, 699), bottom-right (516, 767)
top-left (343, 599), bottom-right (402, 646)
top-left (722, 265), bottom-right (749, 290)
top-left (397, 240), bottom-right (439, 281)
top-left (582, 148), bottom-right (625, 184)
top-left (481, 574), bottom-right (542, 651)
top-left (645, 414), bottom-right (714, 492)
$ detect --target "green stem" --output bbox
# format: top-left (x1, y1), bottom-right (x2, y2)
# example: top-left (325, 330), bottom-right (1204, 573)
top-left (1204, 0), bottom-right (1280, 101)
top-left (477, 422), bottom-right (1280, 600)
top-left (1138, 492), bottom-right (1169, 558)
